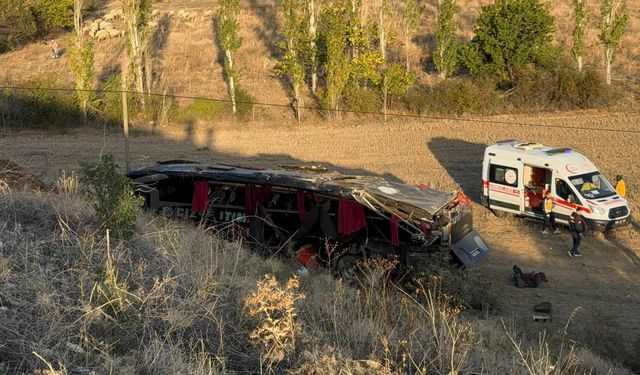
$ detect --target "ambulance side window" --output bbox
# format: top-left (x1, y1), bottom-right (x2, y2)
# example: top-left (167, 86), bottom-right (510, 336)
top-left (489, 164), bottom-right (518, 187)
top-left (555, 179), bottom-right (570, 200)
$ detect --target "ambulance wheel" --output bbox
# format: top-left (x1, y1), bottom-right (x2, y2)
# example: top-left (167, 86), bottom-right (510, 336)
top-left (491, 208), bottom-right (509, 218)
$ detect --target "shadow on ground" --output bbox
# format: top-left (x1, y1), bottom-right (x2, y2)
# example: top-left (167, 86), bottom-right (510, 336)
top-left (427, 137), bottom-right (487, 202)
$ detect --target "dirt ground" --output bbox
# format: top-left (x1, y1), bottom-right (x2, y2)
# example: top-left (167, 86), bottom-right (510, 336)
top-left (1, 111), bottom-right (639, 344)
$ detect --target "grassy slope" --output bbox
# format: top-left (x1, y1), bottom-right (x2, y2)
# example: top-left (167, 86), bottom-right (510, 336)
top-left (0, 186), bottom-right (632, 374)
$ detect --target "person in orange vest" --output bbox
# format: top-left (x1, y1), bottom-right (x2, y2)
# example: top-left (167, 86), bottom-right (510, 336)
top-left (541, 190), bottom-right (560, 234)
top-left (615, 175), bottom-right (626, 197)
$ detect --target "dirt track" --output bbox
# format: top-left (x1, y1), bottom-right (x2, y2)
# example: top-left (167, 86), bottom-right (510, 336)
top-left (1, 111), bottom-right (639, 342)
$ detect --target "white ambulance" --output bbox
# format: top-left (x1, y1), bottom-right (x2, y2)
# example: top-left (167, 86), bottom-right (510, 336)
top-left (481, 140), bottom-right (631, 231)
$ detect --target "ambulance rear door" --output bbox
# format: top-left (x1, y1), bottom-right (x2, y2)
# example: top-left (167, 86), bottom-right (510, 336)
top-left (486, 160), bottom-right (523, 214)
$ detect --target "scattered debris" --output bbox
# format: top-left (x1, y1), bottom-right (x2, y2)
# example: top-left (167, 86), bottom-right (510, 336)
top-left (513, 264), bottom-right (548, 288)
top-left (532, 301), bottom-right (553, 322)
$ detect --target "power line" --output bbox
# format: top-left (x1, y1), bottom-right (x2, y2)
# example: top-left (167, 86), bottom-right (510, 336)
top-left (1, 84), bottom-right (639, 134)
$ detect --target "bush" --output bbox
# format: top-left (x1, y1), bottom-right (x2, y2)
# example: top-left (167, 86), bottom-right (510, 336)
top-left (507, 60), bottom-right (611, 111)
top-left (235, 87), bottom-right (255, 121)
top-left (0, 0), bottom-right (37, 52)
top-left (96, 73), bottom-right (123, 124)
top-left (0, 0), bottom-right (74, 53)
top-left (0, 76), bottom-right (81, 129)
top-left (343, 84), bottom-right (382, 114)
top-left (29, 0), bottom-right (74, 36)
top-left (404, 79), bottom-right (499, 116)
top-left (96, 73), bottom-right (146, 126)
top-left (170, 97), bottom-right (221, 124)
top-left (80, 154), bottom-right (142, 238)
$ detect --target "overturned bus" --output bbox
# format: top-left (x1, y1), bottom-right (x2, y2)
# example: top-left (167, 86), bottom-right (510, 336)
top-left (127, 161), bottom-right (490, 272)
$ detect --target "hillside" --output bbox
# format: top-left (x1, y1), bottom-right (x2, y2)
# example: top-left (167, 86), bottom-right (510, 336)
top-left (1, 0), bottom-right (639, 112)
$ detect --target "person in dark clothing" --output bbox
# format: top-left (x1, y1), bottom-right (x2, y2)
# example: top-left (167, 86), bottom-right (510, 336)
top-left (568, 206), bottom-right (587, 258)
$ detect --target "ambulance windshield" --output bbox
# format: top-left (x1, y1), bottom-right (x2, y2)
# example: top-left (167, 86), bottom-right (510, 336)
top-left (569, 172), bottom-right (616, 199)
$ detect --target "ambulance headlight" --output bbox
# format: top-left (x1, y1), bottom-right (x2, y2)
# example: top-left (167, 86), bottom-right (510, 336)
top-left (589, 205), bottom-right (605, 215)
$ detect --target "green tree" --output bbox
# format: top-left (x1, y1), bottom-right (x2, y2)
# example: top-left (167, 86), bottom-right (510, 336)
top-left (571, 0), bottom-right (588, 72)
top-left (598, 0), bottom-right (628, 85)
top-left (381, 63), bottom-right (414, 119)
top-left (460, 0), bottom-right (555, 85)
top-left (276, 0), bottom-right (307, 121)
top-left (319, 0), bottom-right (383, 116)
top-left (306, 0), bottom-right (319, 94)
top-left (0, 0), bottom-right (37, 52)
top-left (320, 5), bottom-right (351, 114)
top-left (67, 0), bottom-right (94, 122)
top-left (29, 0), bottom-right (74, 35)
top-left (218, 0), bottom-right (242, 114)
top-left (434, 0), bottom-right (459, 79)
top-left (122, 0), bottom-right (152, 99)
top-left (400, 0), bottom-right (420, 70)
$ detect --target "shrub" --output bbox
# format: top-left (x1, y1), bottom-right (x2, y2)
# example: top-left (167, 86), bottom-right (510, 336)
top-left (404, 79), bottom-right (499, 116)
top-left (96, 73), bottom-right (123, 124)
top-left (29, 0), bottom-right (74, 36)
top-left (0, 76), bottom-right (80, 129)
top-left (0, 0), bottom-right (75, 53)
top-left (507, 60), bottom-right (610, 111)
top-left (96, 73), bottom-right (146, 126)
top-left (343, 84), bottom-right (381, 114)
top-left (551, 63), bottom-right (610, 109)
top-left (235, 87), bottom-right (255, 121)
top-left (244, 275), bottom-right (305, 366)
top-left (170, 97), bottom-right (221, 124)
top-left (0, 0), bottom-right (37, 52)
top-left (80, 154), bottom-right (142, 238)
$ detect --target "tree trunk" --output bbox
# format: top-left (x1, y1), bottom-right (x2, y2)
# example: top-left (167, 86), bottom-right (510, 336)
top-left (144, 51), bottom-right (152, 96)
top-left (405, 34), bottom-right (410, 71)
top-left (293, 83), bottom-right (303, 122)
top-left (308, 0), bottom-right (317, 94)
top-left (382, 80), bottom-right (388, 122)
top-left (577, 55), bottom-right (583, 73)
top-left (605, 49), bottom-right (612, 85)
top-left (379, 0), bottom-right (386, 61)
top-left (122, 69), bottom-right (130, 171)
top-left (226, 49), bottom-right (237, 113)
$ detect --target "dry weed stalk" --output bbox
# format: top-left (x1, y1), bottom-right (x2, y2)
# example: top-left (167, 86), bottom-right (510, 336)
top-left (396, 277), bottom-right (476, 374)
top-left (55, 170), bottom-right (80, 197)
top-left (244, 274), bottom-right (306, 367)
top-left (502, 307), bottom-right (581, 375)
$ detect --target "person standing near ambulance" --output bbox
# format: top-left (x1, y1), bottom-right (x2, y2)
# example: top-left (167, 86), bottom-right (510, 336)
top-left (541, 190), bottom-right (561, 234)
top-left (568, 206), bottom-right (587, 257)
top-left (615, 175), bottom-right (626, 197)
